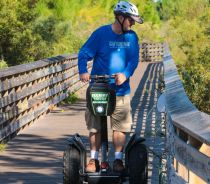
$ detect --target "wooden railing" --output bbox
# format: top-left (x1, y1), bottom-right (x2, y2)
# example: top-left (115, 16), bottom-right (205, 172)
top-left (140, 42), bottom-right (163, 62)
top-left (0, 54), bottom-right (92, 141)
top-left (163, 45), bottom-right (210, 184)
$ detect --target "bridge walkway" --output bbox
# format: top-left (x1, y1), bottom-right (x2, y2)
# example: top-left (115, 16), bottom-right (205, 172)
top-left (0, 61), bottom-right (165, 184)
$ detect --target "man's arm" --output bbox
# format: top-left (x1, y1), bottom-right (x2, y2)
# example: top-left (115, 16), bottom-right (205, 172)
top-left (80, 73), bottom-right (90, 83)
top-left (78, 29), bottom-right (100, 82)
top-left (123, 36), bottom-right (139, 79)
top-left (115, 73), bottom-right (127, 86)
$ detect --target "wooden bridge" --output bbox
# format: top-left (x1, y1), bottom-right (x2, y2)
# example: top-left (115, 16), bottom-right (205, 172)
top-left (0, 43), bottom-right (209, 184)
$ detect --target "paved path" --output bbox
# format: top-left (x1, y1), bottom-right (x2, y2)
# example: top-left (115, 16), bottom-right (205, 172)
top-left (0, 62), bottom-right (165, 184)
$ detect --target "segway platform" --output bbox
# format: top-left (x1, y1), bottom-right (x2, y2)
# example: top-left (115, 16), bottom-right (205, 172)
top-left (85, 172), bottom-right (123, 184)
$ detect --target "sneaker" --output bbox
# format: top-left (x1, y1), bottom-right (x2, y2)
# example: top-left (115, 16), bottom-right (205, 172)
top-left (86, 159), bottom-right (100, 172)
top-left (113, 159), bottom-right (125, 172)
top-left (101, 161), bottom-right (109, 171)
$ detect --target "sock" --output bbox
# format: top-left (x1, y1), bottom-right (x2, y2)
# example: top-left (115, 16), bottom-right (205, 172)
top-left (115, 152), bottom-right (123, 160)
top-left (91, 150), bottom-right (99, 160)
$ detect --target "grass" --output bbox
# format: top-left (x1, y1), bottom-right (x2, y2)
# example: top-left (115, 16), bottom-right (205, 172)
top-left (63, 92), bottom-right (79, 104)
top-left (0, 60), bottom-right (8, 69)
top-left (0, 143), bottom-right (7, 152)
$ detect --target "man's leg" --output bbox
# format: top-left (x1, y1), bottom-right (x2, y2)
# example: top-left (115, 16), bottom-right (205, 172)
top-left (111, 96), bottom-right (132, 172)
top-left (89, 132), bottom-right (101, 151)
top-left (85, 109), bottom-right (101, 172)
top-left (113, 130), bottom-right (126, 152)
top-left (112, 130), bottom-right (126, 172)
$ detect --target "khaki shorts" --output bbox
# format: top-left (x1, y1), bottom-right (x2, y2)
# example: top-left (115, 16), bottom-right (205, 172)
top-left (85, 95), bottom-right (132, 133)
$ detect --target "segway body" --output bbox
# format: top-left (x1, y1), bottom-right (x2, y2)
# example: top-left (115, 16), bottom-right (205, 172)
top-left (63, 75), bottom-right (148, 184)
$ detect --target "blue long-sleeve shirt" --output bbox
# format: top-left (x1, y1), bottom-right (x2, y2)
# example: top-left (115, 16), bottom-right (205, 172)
top-left (78, 24), bottom-right (139, 96)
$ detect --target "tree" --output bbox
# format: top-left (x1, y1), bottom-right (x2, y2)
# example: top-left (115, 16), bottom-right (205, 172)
top-left (157, 0), bottom-right (210, 113)
top-left (0, 0), bottom-right (48, 66)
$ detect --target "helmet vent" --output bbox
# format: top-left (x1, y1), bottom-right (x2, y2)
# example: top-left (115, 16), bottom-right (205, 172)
top-left (113, 1), bottom-right (143, 24)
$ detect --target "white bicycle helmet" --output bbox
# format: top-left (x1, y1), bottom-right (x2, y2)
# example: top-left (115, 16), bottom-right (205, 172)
top-left (114, 1), bottom-right (143, 24)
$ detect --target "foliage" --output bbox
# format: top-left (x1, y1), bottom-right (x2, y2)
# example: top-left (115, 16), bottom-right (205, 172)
top-left (0, 0), bottom-right (49, 66)
top-left (0, 60), bottom-right (8, 69)
top-left (157, 0), bottom-right (210, 113)
top-left (157, 0), bottom-right (209, 21)
top-left (180, 48), bottom-right (210, 113)
top-left (63, 92), bottom-right (79, 104)
top-left (0, 143), bottom-right (7, 152)
top-left (0, 0), bottom-right (160, 66)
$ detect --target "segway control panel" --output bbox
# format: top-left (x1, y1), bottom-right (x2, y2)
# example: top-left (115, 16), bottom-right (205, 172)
top-left (86, 75), bottom-right (116, 116)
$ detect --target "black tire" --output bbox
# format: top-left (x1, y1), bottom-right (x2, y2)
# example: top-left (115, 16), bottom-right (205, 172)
top-left (63, 144), bottom-right (81, 184)
top-left (128, 143), bottom-right (148, 184)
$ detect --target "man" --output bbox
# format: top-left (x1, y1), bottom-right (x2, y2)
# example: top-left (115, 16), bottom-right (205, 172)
top-left (78, 1), bottom-right (143, 173)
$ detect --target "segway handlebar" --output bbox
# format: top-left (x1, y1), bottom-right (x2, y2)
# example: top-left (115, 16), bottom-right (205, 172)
top-left (90, 74), bottom-right (116, 79)
top-left (90, 74), bottom-right (116, 83)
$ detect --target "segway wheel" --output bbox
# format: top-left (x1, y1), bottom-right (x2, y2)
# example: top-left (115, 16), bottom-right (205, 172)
top-left (63, 144), bottom-right (81, 184)
top-left (128, 143), bottom-right (148, 184)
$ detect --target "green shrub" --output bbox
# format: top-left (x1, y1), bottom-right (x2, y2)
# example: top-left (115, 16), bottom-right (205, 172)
top-left (64, 92), bottom-right (79, 104)
top-left (0, 143), bottom-right (7, 152)
top-left (180, 48), bottom-right (210, 113)
top-left (0, 60), bottom-right (8, 69)
top-left (159, 0), bottom-right (209, 113)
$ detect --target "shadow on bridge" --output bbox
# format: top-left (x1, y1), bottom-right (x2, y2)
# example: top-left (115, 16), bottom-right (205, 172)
top-left (130, 62), bottom-right (165, 184)
top-left (0, 134), bottom-right (68, 183)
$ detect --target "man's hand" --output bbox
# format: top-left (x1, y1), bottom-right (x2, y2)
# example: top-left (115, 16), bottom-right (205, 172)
top-left (80, 73), bottom-right (90, 83)
top-left (115, 73), bottom-right (127, 85)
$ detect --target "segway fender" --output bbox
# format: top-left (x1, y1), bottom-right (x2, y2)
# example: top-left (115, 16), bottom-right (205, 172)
top-left (125, 134), bottom-right (146, 170)
top-left (66, 134), bottom-right (87, 174)
top-left (135, 137), bottom-right (146, 144)
top-left (125, 134), bottom-right (145, 151)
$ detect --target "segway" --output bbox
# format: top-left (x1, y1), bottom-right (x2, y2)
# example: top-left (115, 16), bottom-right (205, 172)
top-left (63, 75), bottom-right (148, 184)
